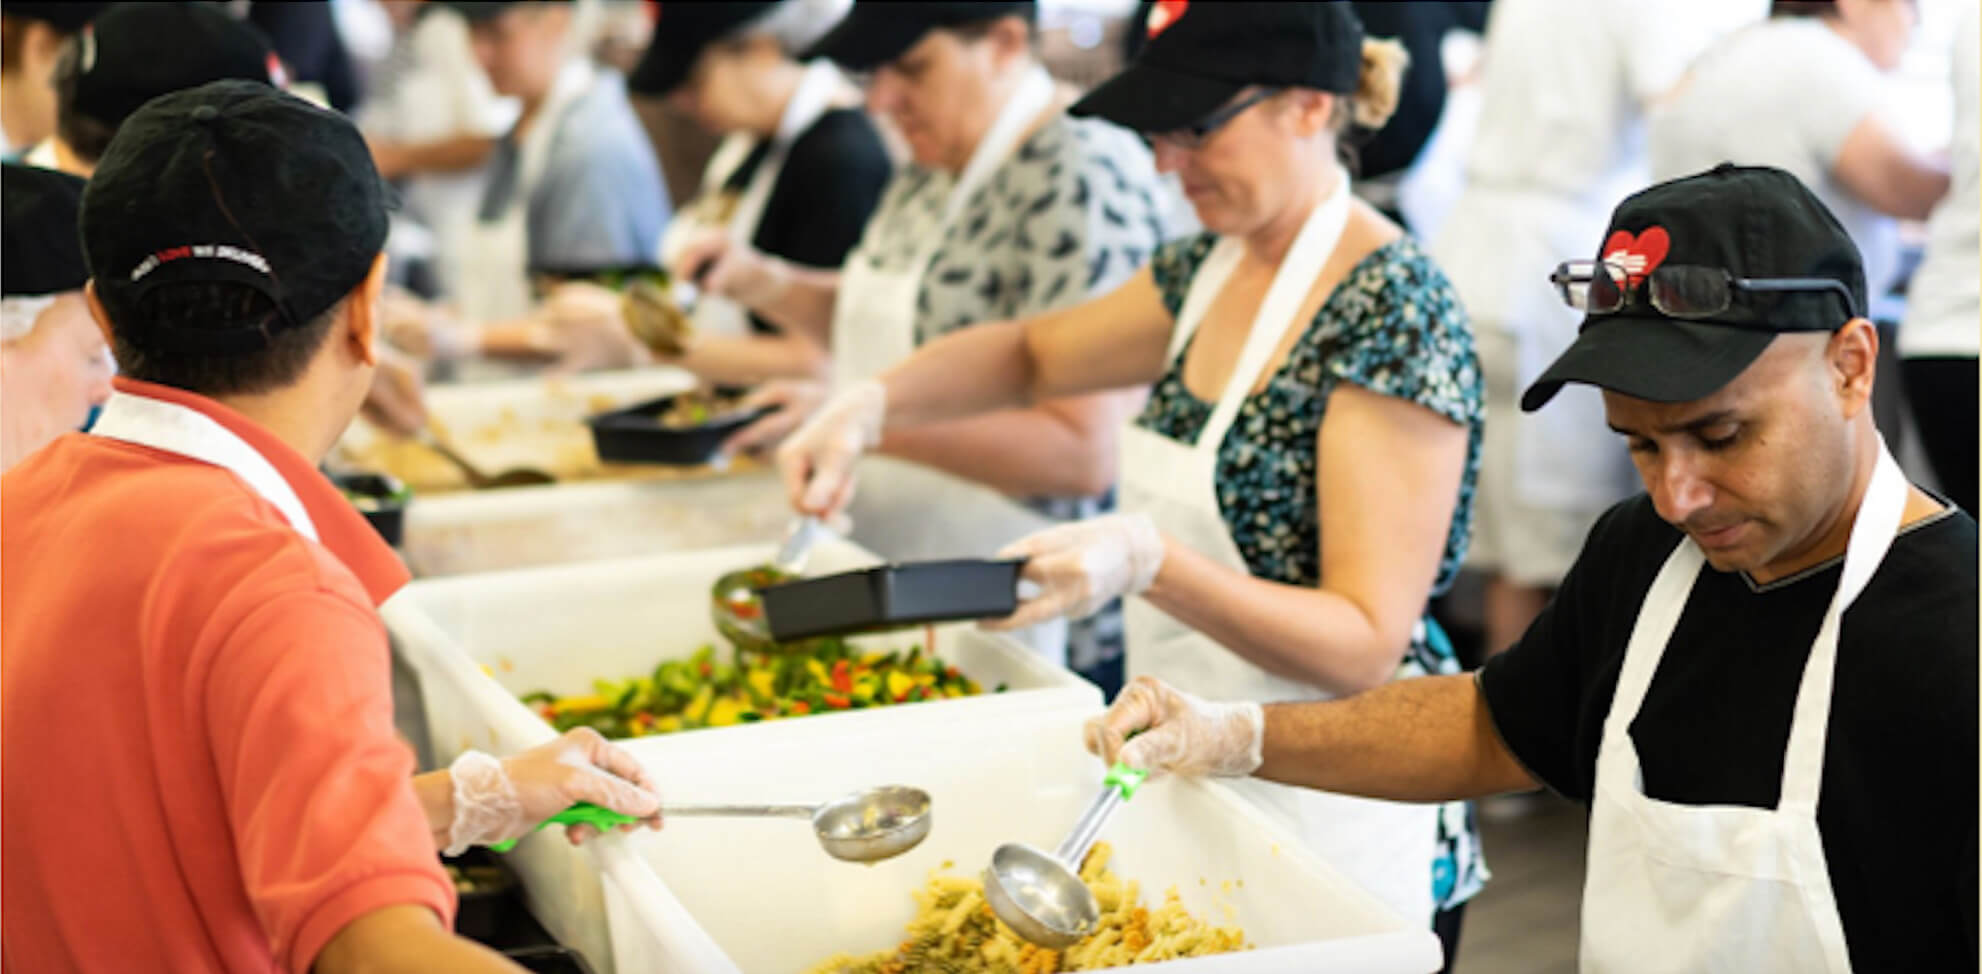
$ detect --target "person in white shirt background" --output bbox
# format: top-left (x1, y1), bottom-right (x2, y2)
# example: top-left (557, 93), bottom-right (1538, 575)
top-left (1649, 0), bottom-right (1949, 320)
top-left (1428, 0), bottom-right (1768, 680)
top-left (1898, 0), bottom-right (1977, 514)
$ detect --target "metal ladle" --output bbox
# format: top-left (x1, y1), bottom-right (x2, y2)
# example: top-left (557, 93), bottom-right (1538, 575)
top-left (984, 763), bottom-right (1147, 947)
top-left (710, 515), bottom-right (822, 651)
top-left (669, 784), bottom-right (933, 863)
top-left (492, 784), bottom-right (932, 863)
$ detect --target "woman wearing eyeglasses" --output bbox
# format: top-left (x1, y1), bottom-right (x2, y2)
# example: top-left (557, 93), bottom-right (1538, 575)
top-left (771, 3), bottom-right (1487, 963)
top-left (674, 1), bottom-right (1175, 693)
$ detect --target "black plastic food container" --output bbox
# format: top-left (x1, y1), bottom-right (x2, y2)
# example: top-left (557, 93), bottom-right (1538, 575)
top-left (330, 472), bottom-right (408, 547)
top-left (586, 393), bottom-right (773, 466)
top-left (759, 559), bottom-right (1024, 642)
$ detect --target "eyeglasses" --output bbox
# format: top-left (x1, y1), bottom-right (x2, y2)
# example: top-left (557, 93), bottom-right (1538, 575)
top-left (1144, 87), bottom-right (1283, 151)
top-left (1549, 260), bottom-right (1859, 322)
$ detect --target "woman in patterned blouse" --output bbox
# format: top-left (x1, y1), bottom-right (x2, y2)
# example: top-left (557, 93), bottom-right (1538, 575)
top-left (773, 4), bottom-right (1486, 969)
top-left (678, 1), bottom-right (1175, 695)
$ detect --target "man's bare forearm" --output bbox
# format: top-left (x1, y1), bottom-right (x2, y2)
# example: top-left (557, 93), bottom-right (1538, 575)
top-left (1256, 675), bottom-right (1537, 801)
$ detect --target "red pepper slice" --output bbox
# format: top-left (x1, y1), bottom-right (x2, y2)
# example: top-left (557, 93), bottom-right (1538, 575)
top-left (823, 692), bottom-right (851, 710)
top-left (830, 659), bottom-right (853, 693)
top-left (790, 700), bottom-right (811, 715)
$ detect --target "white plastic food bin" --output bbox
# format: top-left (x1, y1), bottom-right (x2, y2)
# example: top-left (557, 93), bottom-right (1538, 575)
top-left (397, 473), bottom-right (791, 577)
top-left (596, 705), bottom-right (1443, 973)
top-left (384, 538), bottom-right (1103, 970)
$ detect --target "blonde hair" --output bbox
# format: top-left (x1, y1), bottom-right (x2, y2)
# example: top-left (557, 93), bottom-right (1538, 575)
top-left (1344, 36), bottom-right (1409, 132)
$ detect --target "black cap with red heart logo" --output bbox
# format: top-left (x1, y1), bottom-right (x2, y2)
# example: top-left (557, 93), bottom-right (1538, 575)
top-left (1521, 164), bottom-right (1869, 412)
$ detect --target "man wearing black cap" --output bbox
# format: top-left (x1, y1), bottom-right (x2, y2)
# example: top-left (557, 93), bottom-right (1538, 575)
top-left (34, 1), bottom-right (279, 176)
top-left (0, 162), bottom-right (112, 471)
top-left (1, 80), bottom-right (664, 973)
top-left (0, 1), bottom-right (107, 155)
top-left (1080, 166), bottom-right (1976, 970)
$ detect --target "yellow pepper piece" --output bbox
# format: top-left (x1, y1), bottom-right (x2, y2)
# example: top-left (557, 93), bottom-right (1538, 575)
top-left (747, 669), bottom-right (776, 701)
top-left (886, 671), bottom-right (914, 700)
top-left (549, 694), bottom-right (610, 715)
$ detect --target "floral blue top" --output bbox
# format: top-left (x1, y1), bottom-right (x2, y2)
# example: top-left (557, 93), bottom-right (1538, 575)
top-left (1137, 231), bottom-right (1490, 912)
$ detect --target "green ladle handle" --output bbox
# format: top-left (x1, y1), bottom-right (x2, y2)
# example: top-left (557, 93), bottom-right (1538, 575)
top-left (488, 801), bottom-right (641, 853)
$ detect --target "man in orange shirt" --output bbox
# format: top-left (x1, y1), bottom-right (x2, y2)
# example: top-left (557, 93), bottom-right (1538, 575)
top-left (1, 80), bottom-right (662, 973)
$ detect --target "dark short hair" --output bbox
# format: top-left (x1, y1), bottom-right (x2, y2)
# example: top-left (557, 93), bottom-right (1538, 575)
top-left (109, 281), bottom-right (342, 397)
top-left (1771, 1), bottom-right (1839, 18)
top-left (51, 38), bottom-right (114, 163)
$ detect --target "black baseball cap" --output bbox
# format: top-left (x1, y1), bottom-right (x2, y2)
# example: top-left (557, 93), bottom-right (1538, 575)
top-left (1, 163), bottom-right (89, 297)
top-left (80, 80), bottom-right (392, 353)
top-left (65, 2), bottom-right (278, 135)
top-left (803, 1), bottom-right (1033, 72)
top-left (629, 1), bottom-right (781, 96)
top-left (2, 2), bottom-right (110, 34)
top-left (1521, 164), bottom-right (1869, 413)
top-left (1071, 1), bottom-right (1363, 133)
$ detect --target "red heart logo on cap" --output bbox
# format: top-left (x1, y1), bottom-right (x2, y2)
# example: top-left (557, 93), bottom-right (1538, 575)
top-left (1148, 0), bottom-right (1189, 37)
top-left (1601, 226), bottom-right (1670, 286)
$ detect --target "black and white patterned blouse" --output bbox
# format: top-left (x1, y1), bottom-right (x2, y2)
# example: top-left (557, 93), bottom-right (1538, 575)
top-left (850, 113), bottom-right (1177, 682)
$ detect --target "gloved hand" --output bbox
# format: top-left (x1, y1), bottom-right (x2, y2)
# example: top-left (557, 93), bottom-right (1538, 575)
top-left (983, 513), bottom-right (1166, 632)
top-left (719, 378), bottom-right (828, 458)
top-left (671, 231), bottom-right (791, 310)
top-left (540, 282), bottom-right (650, 374)
top-left (1084, 676), bottom-right (1264, 778)
top-left (773, 378), bottom-right (886, 517)
top-left (444, 727), bottom-right (664, 855)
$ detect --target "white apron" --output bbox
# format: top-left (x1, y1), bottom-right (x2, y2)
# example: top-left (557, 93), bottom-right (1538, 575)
top-left (1119, 171), bottom-right (1439, 924)
top-left (828, 67), bottom-right (1067, 663)
top-left (89, 391), bottom-right (319, 542)
top-left (455, 61), bottom-right (596, 324)
top-left (659, 61), bottom-right (850, 338)
top-left (1578, 443), bottom-right (1909, 973)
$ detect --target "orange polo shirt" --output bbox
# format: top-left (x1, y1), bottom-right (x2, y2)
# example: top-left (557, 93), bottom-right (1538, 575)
top-left (1, 379), bottom-right (454, 974)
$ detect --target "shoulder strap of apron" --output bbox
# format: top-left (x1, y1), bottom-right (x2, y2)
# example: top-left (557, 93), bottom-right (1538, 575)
top-left (89, 391), bottom-right (320, 542)
top-left (1779, 441), bottom-right (1908, 811)
top-left (1169, 170), bottom-right (1354, 453)
top-left (940, 65), bottom-right (1055, 228)
top-left (729, 60), bottom-right (848, 244)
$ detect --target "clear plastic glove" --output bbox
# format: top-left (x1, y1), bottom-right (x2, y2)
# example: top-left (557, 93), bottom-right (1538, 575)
top-left (719, 377), bottom-right (828, 458)
top-left (672, 231), bottom-right (790, 310)
top-left (773, 378), bottom-right (886, 517)
top-left (541, 282), bottom-right (649, 374)
top-left (360, 347), bottom-right (429, 436)
top-left (1083, 676), bottom-right (1265, 778)
top-left (444, 727), bottom-right (664, 855)
top-left (983, 513), bottom-right (1165, 632)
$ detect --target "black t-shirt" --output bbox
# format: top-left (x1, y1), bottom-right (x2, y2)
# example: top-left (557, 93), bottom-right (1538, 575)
top-left (729, 107), bottom-right (891, 335)
top-left (1479, 494), bottom-right (1978, 970)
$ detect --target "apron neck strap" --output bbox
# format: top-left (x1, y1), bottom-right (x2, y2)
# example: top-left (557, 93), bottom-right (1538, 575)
top-left (88, 391), bottom-right (320, 542)
top-left (1777, 440), bottom-right (1908, 809)
top-left (1179, 167), bottom-right (1354, 453)
top-left (942, 64), bottom-right (1055, 227)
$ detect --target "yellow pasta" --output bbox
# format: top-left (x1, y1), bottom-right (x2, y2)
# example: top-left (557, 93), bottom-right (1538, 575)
top-left (803, 843), bottom-right (1248, 973)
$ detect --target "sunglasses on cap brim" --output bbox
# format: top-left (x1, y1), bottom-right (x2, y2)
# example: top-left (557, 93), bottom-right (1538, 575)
top-left (1548, 260), bottom-right (1860, 324)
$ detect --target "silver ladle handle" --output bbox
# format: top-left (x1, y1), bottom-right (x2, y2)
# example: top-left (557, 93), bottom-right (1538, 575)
top-left (663, 803), bottom-right (816, 819)
top-left (1052, 785), bottom-right (1124, 867)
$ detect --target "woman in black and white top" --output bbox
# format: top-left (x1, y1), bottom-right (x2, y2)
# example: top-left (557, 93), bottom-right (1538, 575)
top-left (680, 1), bottom-right (1176, 695)
top-left (628, 0), bottom-right (891, 385)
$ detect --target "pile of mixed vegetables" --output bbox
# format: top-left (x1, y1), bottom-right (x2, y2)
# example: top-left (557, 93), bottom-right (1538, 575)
top-left (520, 638), bottom-right (1000, 737)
